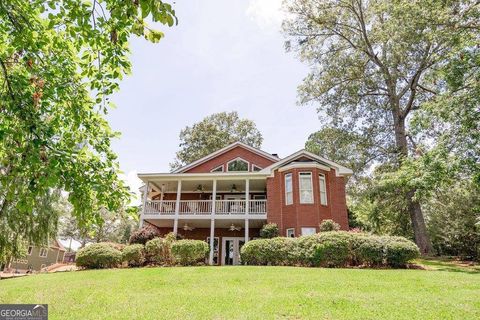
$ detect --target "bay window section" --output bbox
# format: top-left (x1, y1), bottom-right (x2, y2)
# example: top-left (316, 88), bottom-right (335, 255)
top-left (285, 173), bottom-right (293, 205)
top-left (299, 172), bottom-right (313, 204)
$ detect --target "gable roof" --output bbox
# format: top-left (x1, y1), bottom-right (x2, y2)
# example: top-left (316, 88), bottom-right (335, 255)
top-left (172, 142), bottom-right (280, 173)
top-left (260, 149), bottom-right (353, 176)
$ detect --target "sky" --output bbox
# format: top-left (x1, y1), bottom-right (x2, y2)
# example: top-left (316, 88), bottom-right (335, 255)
top-left (107, 0), bottom-right (321, 203)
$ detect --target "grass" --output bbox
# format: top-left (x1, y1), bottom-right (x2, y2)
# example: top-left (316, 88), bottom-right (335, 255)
top-left (1, 264), bottom-right (479, 320)
top-left (416, 257), bottom-right (480, 274)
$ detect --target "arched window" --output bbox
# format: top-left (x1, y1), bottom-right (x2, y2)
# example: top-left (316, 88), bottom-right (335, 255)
top-left (227, 158), bottom-right (249, 172)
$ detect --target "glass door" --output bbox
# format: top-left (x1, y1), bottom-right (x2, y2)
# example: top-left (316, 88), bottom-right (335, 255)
top-left (222, 237), bottom-right (247, 265)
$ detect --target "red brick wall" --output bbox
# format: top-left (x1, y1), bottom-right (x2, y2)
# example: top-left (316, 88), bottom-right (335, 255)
top-left (184, 146), bottom-right (277, 173)
top-left (266, 167), bottom-right (348, 236)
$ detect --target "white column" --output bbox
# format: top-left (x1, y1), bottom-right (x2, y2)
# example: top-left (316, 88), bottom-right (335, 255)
top-left (209, 219), bottom-right (215, 265)
top-left (140, 181), bottom-right (150, 228)
top-left (245, 178), bottom-right (250, 243)
top-left (209, 180), bottom-right (217, 265)
top-left (173, 180), bottom-right (182, 235)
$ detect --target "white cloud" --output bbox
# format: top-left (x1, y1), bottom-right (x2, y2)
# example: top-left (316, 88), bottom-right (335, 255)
top-left (246, 0), bottom-right (285, 31)
top-left (120, 170), bottom-right (143, 206)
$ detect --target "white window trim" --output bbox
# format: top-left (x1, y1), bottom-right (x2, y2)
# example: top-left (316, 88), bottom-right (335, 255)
top-left (27, 246), bottom-right (33, 256)
top-left (210, 165), bottom-right (224, 173)
top-left (299, 172), bottom-right (314, 204)
top-left (286, 228), bottom-right (295, 238)
top-left (251, 164), bottom-right (263, 172)
top-left (39, 248), bottom-right (48, 258)
top-left (285, 173), bottom-right (293, 205)
top-left (319, 173), bottom-right (328, 206)
top-left (226, 157), bottom-right (250, 172)
top-left (301, 227), bottom-right (317, 236)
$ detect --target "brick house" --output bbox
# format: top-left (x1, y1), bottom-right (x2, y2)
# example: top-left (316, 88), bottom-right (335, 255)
top-left (138, 142), bottom-right (352, 265)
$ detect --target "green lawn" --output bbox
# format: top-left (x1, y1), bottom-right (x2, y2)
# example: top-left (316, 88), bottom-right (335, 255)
top-left (1, 265), bottom-right (479, 320)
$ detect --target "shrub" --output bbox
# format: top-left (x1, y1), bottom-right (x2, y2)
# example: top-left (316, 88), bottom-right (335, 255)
top-left (319, 219), bottom-right (341, 232)
top-left (349, 233), bottom-right (372, 265)
top-left (312, 232), bottom-right (351, 267)
top-left (241, 238), bottom-right (298, 266)
top-left (357, 236), bottom-right (385, 266)
top-left (122, 244), bottom-right (145, 267)
top-left (384, 238), bottom-right (420, 268)
top-left (129, 225), bottom-right (162, 245)
top-left (76, 243), bottom-right (122, 269)
top-left (145, 237), bottom-right (174, 265)
top-left (242, 232), bottom-right (419, 269)
top-left (102, 242), bottom-right (126, 251)
top-left (240, 239), bottom-right (269, 265)
top-left (259, 223), bottom-right (279, 239)
top-left (171, 240), bottom-right (209, 266)
top-left (296, 235), bottom-right (322, 266)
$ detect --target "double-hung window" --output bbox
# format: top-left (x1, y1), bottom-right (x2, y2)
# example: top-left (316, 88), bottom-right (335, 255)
top-left (39, 248), bottom-right (48, 258)
top-left (299, 172), bottom-right (313, 204)
top-left (285, 173), bottom-right (293, 205)
top-left (319, 174), bottom-right (327, 205)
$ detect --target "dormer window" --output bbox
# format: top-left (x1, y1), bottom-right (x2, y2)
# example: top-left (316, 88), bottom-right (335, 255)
top-left (227, 158), bottom-right (249, 172)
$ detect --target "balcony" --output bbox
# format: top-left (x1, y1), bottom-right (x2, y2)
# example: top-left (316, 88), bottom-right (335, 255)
top-left (144, 199), bottom-right (267, 217)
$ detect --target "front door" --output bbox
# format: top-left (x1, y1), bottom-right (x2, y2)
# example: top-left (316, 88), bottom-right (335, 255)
top-left (222, 237), bottom-right (246, 265)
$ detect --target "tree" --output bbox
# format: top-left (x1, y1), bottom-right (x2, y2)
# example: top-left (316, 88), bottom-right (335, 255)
top-left (283, 0), bottom-right (479, 254)
top-left (0, 1), bottom-right (176, 258)
top-left (59, 206), bottom-right (139, 248)
top-left (171, 111), bottom-right (263, 169)
top-left (305, 127), bottom-right (379, 180)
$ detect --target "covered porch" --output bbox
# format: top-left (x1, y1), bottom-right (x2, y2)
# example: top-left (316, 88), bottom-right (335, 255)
top-left (145, 218), bottom-right (266, 265)
top-left (139, 173), bottom-right (269, 265)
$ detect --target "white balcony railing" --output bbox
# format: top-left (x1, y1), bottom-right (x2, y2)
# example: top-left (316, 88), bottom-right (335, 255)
top-left (144, 199), bottom-right (267, 216)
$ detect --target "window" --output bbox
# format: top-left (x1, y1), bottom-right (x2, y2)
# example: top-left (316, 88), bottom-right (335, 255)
top-left (39, 248), bottom-right (48, 258)
top-left (227, 158), bottom-right (249, 172)
top-left (27, 246), bottom-right (33, 256)
top-left (301, 227), bottom-right (316, 236)
top-left (286, 228), bottom-right (295, 238)
top-left (319, 174), bottom-right (327, 205)
top-left (299, 172), bottom-right (314, 204)
top-left (253, 194), bottom-right (266, 200)
top-left (285, 173), bottom-right (293, 205)
top-left (210, 165), bottom-right (224, 172)
top-left (252, 164), bottom-right (262, 172)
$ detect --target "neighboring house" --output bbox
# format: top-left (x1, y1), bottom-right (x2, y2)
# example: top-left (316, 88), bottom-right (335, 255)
top-left (5, 239), bottom-right (66, 273)
top-left (138, 142), bottom-right (352, 265)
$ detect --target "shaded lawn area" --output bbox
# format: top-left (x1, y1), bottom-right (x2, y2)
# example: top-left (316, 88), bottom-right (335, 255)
top-left (1, 266), bottom-right (479, 320)
top-left (416, 257), bottom-right (480, 274)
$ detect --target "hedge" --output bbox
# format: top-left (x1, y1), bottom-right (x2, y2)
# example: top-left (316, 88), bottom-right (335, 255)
top-left (241, 231), bottom-right (420, 268)
top-left (171, 240), bottom-right (209, 266)
top-left (241, 237), bottom-right (298, 266)
top-left (145, 236), bottom-right (175, 265)
top-left (122, 244), bottom-right (145, 267)
top-left (76, 243), bottom-right (122, 269)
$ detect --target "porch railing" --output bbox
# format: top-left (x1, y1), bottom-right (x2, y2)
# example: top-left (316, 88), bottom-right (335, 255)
top-left (144, 199), bottom-right (267, 216)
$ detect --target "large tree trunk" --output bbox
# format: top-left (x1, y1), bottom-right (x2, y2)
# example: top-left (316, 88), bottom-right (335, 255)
top-left (393, 113), bottom-right (433, 254)
top-left (406, 190), bottom-right (433, 254)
